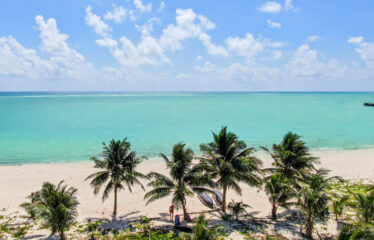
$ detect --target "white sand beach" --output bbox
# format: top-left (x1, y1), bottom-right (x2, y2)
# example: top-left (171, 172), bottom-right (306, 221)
top-left (0, 148), bottom-right (373, 239)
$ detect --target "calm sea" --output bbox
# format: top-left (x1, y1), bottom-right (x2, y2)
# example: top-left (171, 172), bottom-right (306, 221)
top-left (1, 92), bottom-right (374, 165)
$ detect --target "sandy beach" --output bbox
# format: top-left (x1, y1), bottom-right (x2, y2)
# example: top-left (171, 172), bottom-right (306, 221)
top-left (0, 148), bottom-right (373, 239)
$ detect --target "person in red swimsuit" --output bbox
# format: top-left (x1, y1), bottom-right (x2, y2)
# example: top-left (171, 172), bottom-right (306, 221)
top-left (169, 204), bottom-right (174, 221)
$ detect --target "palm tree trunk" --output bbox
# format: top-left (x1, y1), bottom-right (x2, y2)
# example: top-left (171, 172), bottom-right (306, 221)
top-left (182, 203), bottom-right (188, 221)
top-left (59, 230), bottom-right (66, 240)
top-left (222, 185), bottom-right (227, 212)
top-left (305, 214), bottom-right (313, 239)
top-left (113, 187), bottom-right (118, 216)
top-left (271, 203), bottom-right (277, 221)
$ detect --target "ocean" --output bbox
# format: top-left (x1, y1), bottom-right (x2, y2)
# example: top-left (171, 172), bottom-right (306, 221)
top-left (1, 92), bottom-right (374, 165)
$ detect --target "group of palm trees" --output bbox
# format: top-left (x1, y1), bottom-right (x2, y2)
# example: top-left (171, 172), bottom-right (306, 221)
top-left (20, 126), bottom-right (374, 240)
top-left (85, 127), bottom-right (335, 239)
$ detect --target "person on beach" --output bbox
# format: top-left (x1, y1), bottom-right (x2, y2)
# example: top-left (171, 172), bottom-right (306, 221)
top-left (169, 204), bottom-right (174, 221)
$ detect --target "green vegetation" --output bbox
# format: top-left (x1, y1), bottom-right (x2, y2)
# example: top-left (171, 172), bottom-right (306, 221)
top-left (263, 173), bottom-right (293, 220)
top-left (195, 126), bottom-right (263, 212)
top-left (145, 143), bottom-right (212, 220)
top-left (183, 214), bottom-right (226, 240)
top-left (21, 181), bottom-right (79, 240)
top-left (86, 138), bottom-right (147, 216)
top-left (12, 129), bottom-right (374, 239)
top-left (227, 200), bottom-right (251, 221)
top-left (262, 132), bottom-right (319, 181)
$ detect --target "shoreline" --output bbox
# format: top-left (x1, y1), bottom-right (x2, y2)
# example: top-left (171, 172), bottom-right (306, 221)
top-left (0, 148), bottom-right (373, 238)
top-left (3, 145), bottom-right (374, 167)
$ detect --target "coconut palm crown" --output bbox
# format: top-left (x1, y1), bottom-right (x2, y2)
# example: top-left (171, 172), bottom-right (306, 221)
top-left (21, 181), bottom-right (79, 240)
top-left (262, 132), bottom-right (319, 181)
top-left (194, 126), bottom-right (263, 212)
top-left (263, 173), bottom-right (294, 220)
top-left (86, 138), bottom-right (147, 216)
top-left (144, 142), bottom-right (212, 220)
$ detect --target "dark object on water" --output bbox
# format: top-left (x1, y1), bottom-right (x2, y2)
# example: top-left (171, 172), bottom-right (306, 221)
top-left (364, 103), bottom-right (374, 107)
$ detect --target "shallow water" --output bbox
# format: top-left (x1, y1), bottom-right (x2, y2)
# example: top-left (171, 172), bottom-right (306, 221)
top-left (1, 92), bottom-right (374, 164)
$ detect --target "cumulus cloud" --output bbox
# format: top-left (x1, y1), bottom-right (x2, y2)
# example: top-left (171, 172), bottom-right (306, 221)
top-left (195, 61), bottom-right (215, 72)
top-left (306, 35), bottom-right (320, 42)
top-left (158, 1), bottom-right (165, 12)
top-left (134, 0), bottom-right (152, 13)
top-left (104, 5), bottom-right (128, 23)
top-left (284, 0), bottom-right (294, 11)
top-left (258, 1), bottom-right (282, 13)
top-left (95, 8), bottom-right (228, 68)
top-left (348, 36), bottom-right (374, 66)
top-left (226, 33), bottom-right (283, 62)
top-left (0, 15), bottom-right (96, 81)
top-left (85, 6), bottom-right (112, 37)
top-left (267, 19), bottom-right (281, 28)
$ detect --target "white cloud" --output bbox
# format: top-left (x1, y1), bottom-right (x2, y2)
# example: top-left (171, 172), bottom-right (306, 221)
top-left (284, 0), bottom-right (294, 11)
top-left (348, 36), bottom-right (364, 44)
top-left (226, 33), bottom-right (283, 61)
top-left (196, 55), bottom-right (203, 61)
top-left (0, 15), bottom-right (97, 81)
top-left (85, 6), bottom-right (112, 37)
top-left (134, 0), bottom-right (152, 13)
top-left (227, 34), bottom-right (264, 60)
top-left (195, 61), bottom-right (215, 72)
top-left (306, 35), bottom-right (320, 42)
top-left (271, 50), bottom-right (283, 60)
top-left (158, 1), bottom-right (165, 12)
top-left (258, 1), bottom-right (282, 13)
top-left (159, 9), bottom-right (228, 56)
top-left (0, 36), bottom-right (52, 77)
top-left (286, 44), bottom-right (345, 79)
top-left (267, 19), bottom-right (281, 28)
top-left (96, 8), bottom-right (228, 68)
top-left (348, 36), bottom-right (374, 66)
top-left (104, 5), bottom-right (128, 23)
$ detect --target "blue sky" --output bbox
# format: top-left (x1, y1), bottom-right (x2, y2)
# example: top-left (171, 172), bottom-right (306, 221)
top-left (1, 0), bottom-right (374, 91)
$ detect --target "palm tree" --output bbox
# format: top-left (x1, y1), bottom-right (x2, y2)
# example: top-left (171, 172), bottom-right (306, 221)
top-left (190, 214), bottom-right (226, 240)
top-left (144, 143), bottom-right (212, 221)
top-left (331, 194), bottom-right (349, 222)
top-left (195, 126), bottom-right (263, 212)
top-left (337, 223), bottom-right (374, 240)
top-left (262, 132), bottom-right (319, 181)
top-left (86, 138), bottom-right (147, 216)
top-left (21, 181), bottom-right (79, 240)
top-left (263, 174), bottom-right (294, 220)
top-left (296, 170), bottom-right (335, 239)
top-left (228, 200), bottom-right (251, 221)
top-left (353, 189), bottom-right (374, 223)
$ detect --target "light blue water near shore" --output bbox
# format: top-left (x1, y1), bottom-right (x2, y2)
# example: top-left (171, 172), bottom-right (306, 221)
top-left (1, 92), bottom-right (374, 165)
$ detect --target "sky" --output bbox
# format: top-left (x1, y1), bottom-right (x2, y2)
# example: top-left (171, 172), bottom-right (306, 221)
top-left (1, 0), bottom-right (374, 91)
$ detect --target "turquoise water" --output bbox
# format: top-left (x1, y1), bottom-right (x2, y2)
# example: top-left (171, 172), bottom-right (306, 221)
top-left (1, 92), bottom-right (374, 165)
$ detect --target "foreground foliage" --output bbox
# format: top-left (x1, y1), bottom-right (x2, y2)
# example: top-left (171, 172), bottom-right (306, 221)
top-left (21, 181), bottom-right (79, 240)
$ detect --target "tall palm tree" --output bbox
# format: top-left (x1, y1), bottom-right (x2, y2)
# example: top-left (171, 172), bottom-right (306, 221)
top-left (263, 173), bottom-right (294, 220)
top-left (21, 181), bottom-right (79, 240)
top-left (353, 189), bottom-right (374, 223)
top-left (144, 143), bottom-right (212, 220)
top-left (86, 138), bottom-right (147, 216)
top-left (194, 126), bottom-right (263, 212)
top-left (296, 170), bottom-right (335, 239)
top-left (262, 132), bottom-right (319, 181)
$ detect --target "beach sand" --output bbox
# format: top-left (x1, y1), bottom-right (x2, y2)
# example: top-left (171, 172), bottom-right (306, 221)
top-left (0, 148), bottom-right (373, 239)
